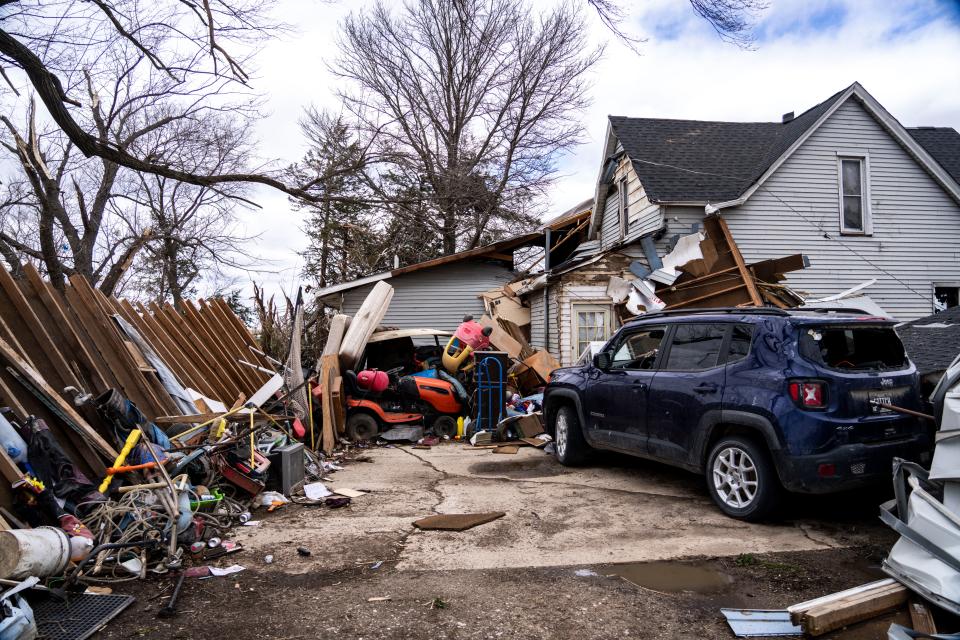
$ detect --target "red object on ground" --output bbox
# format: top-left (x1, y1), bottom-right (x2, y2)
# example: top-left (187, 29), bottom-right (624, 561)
top-left (292, 417), bottom-right (306, 439)
top-left (357, 369), bottom-right (390, 393)
top-left (455, 319), bottom-right (490, 350)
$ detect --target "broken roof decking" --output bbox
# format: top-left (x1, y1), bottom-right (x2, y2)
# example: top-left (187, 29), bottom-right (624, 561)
top-left (603, 83), bottom-right (960, 208)
top-left (896, 306), bottom-right (960, 377)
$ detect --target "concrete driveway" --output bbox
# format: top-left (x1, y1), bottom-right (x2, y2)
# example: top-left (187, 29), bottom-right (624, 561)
top-left (104, 444), bottom-right (898, 640)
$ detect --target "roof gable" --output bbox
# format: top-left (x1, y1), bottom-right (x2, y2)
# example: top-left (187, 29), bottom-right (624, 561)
top-left (602, 83), bottom-right (960, 211)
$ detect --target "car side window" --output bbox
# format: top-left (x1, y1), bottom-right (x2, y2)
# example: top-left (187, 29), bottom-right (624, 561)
top-left (609, 326), bottom-right (666, 370)
top-left (662, 323), bottom-right (727, 371)
top-left (725, 324), bottom-right (754, 364)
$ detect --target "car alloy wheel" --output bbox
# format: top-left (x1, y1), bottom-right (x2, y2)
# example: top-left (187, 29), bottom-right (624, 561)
top-left (555, 410), bottom-right (569, 458)
top-left (712, 446), bottom-right (759, 509)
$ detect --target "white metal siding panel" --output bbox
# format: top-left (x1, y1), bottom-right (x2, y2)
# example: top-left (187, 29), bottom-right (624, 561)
top-left (529, 290), bottom-right (545, 350)
top-left (726, 98), bottom-right (960, 320)
top-left (600, 184), bottom-right (621, 249)
top-left (335, 261), bottom-right (515, 331)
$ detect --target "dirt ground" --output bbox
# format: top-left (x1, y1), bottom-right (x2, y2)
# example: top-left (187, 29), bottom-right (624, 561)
top-left (97, 444), bottom-right (909, 640)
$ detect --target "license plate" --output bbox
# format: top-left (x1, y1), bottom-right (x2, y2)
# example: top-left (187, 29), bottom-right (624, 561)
top-left (869, 393), bottom-right (893, 413)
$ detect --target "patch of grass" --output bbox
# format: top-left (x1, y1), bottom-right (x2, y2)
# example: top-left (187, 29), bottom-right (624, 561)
top-left (734, 553), bottom-right (800, 573)
top-left (431, 597), bottom-right (448, 609)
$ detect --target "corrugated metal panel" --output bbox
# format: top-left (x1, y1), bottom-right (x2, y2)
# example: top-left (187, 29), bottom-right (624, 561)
top-left (723, 98), bottom-right (960, 320)
top-left (333, 260), bottom-right (515, 332)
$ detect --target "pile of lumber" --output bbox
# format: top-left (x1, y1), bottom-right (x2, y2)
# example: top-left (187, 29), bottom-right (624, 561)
top-left (0, 263), bottom-right (270, 508)
top-left (788, 578), bottom-right (937, 636)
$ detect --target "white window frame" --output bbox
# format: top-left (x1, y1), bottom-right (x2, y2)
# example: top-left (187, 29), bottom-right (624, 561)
top-left (836, 152), bottom-right (872, 235)
top-left (933, 282), bottom-right (960, 312)
top-left (617, 177), bottom-right (628, 239)
top-left (572, 303), bottom-right (613, 363)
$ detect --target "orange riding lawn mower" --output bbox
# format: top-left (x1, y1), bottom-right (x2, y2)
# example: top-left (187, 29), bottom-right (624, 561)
top-left (312, 327), bottom-right (486, 441)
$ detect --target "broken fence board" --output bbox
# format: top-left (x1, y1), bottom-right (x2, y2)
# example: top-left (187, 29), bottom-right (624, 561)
top-left (412, 512), bottom-right (505, 531)
top-left (796, 581), bottom-right (908, 636)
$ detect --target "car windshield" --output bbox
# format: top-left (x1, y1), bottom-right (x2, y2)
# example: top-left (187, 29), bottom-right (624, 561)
top-left (798, 324), bottom-right (907, 371)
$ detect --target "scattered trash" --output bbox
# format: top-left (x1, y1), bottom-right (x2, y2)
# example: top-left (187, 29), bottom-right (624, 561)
top-left (297, 547), bottom-right (311, 557)
top-left (332, 487), bottom-right (366, 498)
top-left (264, 555), bottom-right (274, 564)
top-left (325, 497), bottom-right (352, 508)
top-left (720, 609), bottom-right (801, 637)
top-left (380, 426), bottom-right (424, 442)
top-left (493, 445), bottom-right (519, 454)
top-left (367, 596), bottom-right (391, 602)
top-left (370, 561), bottom-right (383, 570)
top-left (574, 569), bottom-right (598, 577)
top-left (412, 512), bottom-right (506, 531)
top-left (209, 565), bottom-right (246, 577)
top-left (303, 482), bottom-right (333, 500)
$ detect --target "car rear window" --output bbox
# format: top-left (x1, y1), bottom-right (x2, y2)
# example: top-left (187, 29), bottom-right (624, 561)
top-left (798, 324), bottom-right (907, 371)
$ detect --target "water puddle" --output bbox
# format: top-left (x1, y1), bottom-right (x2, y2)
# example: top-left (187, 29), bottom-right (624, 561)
top-left (606, 560), bottom-right (734, 594)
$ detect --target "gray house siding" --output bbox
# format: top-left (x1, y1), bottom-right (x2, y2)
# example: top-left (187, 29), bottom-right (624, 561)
top-left (599, 184), bottom-right (621, 249)
top-left (720, 98), bottom-right (960, 320)
top-left (330, 261), bottom-right (515, 332)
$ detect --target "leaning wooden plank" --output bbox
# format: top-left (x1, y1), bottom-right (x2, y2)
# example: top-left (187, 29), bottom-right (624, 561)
top-left (713, 215), bottom-right (763, 306)
top-left (136, 302), bottom-right (221, 399)
top-left (799, 582), bottom-right (908, 636)
top-left (339, 281), bottom-right (394, 371)
top-left (319, 354), bottom-right (338, 454)
top-left (0, 335), bottom-right (118, 461)
top-left (161, 302), bottom-right (246, 401)
top-left (199, 299), bottom-right (268, 387)
top-left (114, 298), bottom-right (194, 393)
top-left (21, 264), bottom-right (109, 392)
top-left (67, 277), bottom-right (174, 417)
top-left (322, 314), bottom-right (351, 358)
top-left (0, 447), bottom-right (23, 484)
top-left (182, 301), bottom-right (260, 394)
top-left (210, 297), bottom-right (274, 370)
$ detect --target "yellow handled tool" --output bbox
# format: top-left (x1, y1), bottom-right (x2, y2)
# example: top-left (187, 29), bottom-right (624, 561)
top-left (99, 429), bottom-right (141, 494)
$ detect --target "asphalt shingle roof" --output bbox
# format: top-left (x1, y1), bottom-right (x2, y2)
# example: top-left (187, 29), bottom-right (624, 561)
top-left (896, 306), bottom-right (960, 376)
top-left (908, 127), bottom-right (960, 184)
top-left (608, 89), bottom-right (845, 203)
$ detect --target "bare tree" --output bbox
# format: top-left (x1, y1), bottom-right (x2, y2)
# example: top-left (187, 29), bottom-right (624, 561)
top-left (0, 46), bottom-right (259, 294)
top-left (588, 0), bottom-right (769, 52)
top-left (334, 0), bottom-right (602, 255)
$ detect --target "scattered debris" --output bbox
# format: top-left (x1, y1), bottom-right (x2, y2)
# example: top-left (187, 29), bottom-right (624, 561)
top-left (412, 512), bottom-right (506, 531)
top-left (720, 609), bottom-right (801, 637)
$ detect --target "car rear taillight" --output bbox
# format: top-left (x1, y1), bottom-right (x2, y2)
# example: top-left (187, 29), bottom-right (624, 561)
top-left (788, 380), bottom-right (827, 409)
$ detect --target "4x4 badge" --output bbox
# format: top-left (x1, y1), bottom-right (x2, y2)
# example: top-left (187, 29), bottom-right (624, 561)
top-left (881, 378), bottom-right (894, 388)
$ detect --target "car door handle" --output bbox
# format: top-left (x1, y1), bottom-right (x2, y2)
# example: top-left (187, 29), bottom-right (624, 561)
top-left (632, 380), bottom-right (647, 390)
top-left (694, 383), bottom-right (718, 394)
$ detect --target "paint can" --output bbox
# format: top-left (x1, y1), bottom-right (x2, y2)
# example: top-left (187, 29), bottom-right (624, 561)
top-left (0, 527), bottom-right (71, 580)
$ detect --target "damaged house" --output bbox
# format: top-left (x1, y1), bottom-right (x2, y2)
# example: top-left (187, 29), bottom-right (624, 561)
top-left (521, 82), bottom-right (960, 365)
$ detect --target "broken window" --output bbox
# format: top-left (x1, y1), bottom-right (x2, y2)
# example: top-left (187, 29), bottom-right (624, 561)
top-left (935, 286), bottom-right (960, 311)
top-left (838, 156), bottom-right (869, 234)
top-left (799, 325), bottom-right (907, 371)
top-left (610, 325), bottom-right (665, 370)
top-left (663, 323), bottom-right (726, 371)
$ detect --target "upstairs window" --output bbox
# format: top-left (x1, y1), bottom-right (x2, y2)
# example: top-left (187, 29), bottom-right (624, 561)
top-left (838, 156), bottom-right (871, 234)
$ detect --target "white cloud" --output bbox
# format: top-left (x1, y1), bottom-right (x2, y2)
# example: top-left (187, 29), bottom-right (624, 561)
top-left (234, 0), bottom-right (960, 298)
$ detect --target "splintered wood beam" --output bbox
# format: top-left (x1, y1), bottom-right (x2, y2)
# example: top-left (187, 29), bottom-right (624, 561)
top-left (713, 215), bottom-right (763, 306)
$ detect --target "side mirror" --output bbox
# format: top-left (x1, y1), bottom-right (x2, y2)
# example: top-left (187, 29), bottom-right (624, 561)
top-left (593, 352), bottom-right (612, 371)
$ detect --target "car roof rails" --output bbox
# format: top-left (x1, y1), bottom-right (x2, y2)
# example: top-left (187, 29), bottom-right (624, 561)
top-left (632, 307), bottom-right (791, 321)
top-left (791, 307), bottom-right (875, 315)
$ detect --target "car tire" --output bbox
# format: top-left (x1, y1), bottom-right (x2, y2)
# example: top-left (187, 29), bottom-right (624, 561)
top-left (553, 404), bottom-right (591, 466)
top-left (706, 436), bottom-right (782, 521)
top-left (346, 412), bottom-right (379, 441)
top-left (431, 415), bottom-right (458, 438)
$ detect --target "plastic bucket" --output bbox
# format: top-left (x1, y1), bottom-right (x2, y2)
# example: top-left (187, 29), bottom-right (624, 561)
top-left (0, 527), bottom-right (71, 579)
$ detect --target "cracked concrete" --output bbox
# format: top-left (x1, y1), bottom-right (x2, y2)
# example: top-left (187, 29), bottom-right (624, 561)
top-left (233, 443), bottom-right (891, 576)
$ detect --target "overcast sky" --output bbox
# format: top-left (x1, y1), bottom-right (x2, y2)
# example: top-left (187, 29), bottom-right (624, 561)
top-left (236, 0), bottom-right (960, 299)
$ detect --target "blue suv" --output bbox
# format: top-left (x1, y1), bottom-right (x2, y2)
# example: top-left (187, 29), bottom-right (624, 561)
top-left (543, 308), bottom-right (931, 520)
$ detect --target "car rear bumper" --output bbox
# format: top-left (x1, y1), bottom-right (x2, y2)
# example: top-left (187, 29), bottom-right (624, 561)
top-left (774, 435), bottom-right (933, 494)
